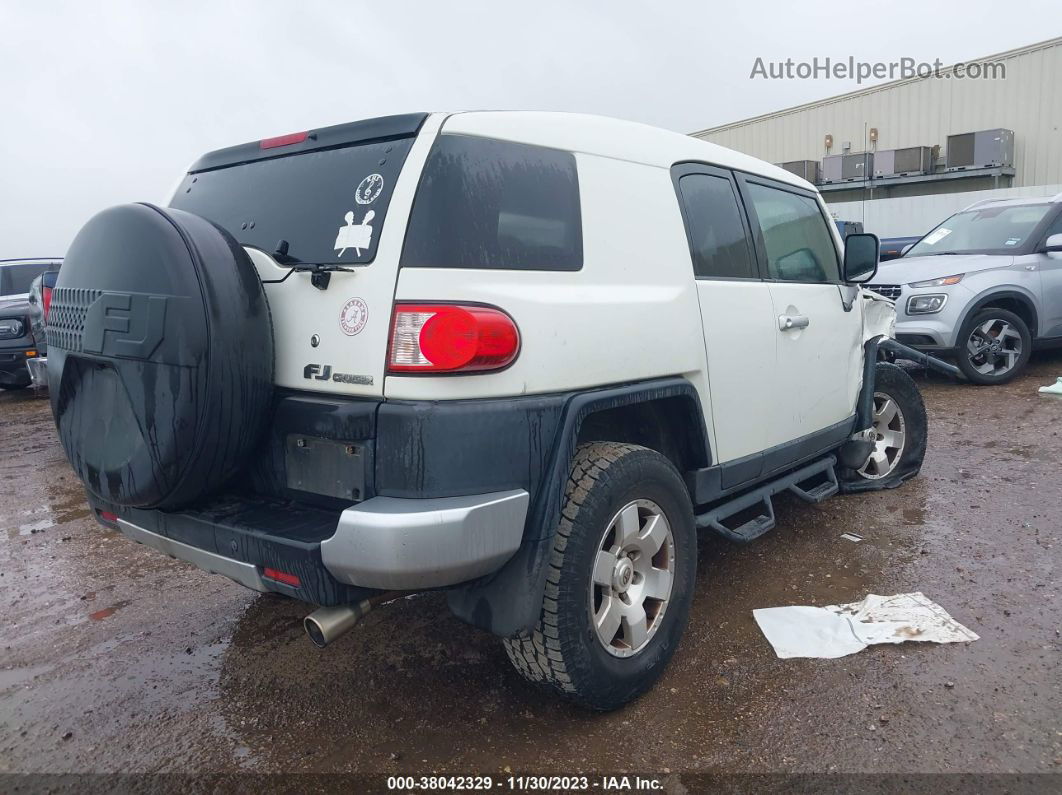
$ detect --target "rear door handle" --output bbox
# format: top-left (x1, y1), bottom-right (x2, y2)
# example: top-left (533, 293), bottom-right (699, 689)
top-left (778, 314), bottom-right (810, 331)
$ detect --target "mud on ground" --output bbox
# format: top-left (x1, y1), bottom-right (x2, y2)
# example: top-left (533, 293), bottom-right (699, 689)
top-left (1, 355), bottom-right (1060, 779)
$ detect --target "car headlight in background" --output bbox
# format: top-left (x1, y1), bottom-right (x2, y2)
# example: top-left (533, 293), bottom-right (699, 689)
top-left (906, 294), bottom-right (948, 315)
top-left (0, 318), bottom-right (25, 339)
top-left (909, 273), bottom-right (964, 288)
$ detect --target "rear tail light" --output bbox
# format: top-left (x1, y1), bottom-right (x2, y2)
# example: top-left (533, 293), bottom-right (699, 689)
top-left (42, 286), bottom-right (53, 322)
top-left (96, 509), bottom-right (118, 527)
top-left (387, 304), bottom-right (520, 373)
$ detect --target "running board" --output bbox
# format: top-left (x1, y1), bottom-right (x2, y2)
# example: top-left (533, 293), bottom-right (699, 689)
top-left (695, 455), bottom-right (838, 543)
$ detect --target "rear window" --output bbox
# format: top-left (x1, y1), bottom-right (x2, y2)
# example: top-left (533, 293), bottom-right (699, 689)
top-left (1, 263), bottom-right (50, 296)
top-left (401, 135), bottom-right (582, 271)
top-left (170, 137), bottom-right (416, 266)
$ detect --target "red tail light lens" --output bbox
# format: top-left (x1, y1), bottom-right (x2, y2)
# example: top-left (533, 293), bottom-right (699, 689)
top-left (388, 304), bottom-right (520, 373)
top-left (259, 131), bottom-right (309, 149)
top-left (42, 286), bottom-right (53, 322)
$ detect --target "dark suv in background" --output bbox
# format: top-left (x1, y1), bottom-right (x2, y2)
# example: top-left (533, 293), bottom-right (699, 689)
top-left (0, 259), bottom-right (62, 390)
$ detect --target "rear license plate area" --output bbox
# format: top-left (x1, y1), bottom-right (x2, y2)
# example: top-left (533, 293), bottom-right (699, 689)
top-left (285, 435), bottom-right (368, 502)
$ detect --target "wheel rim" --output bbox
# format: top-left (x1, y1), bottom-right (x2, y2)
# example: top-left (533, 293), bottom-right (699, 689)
top-left (858, 392), bottom-right (907, 480)
top-left (966, 318), bottom-right (1022, 376)
top-left (589, 499), bottom-right (675, 658)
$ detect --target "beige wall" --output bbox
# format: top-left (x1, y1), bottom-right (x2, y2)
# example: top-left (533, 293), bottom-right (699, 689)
top-left (691, 38), bottom-right (1062, 189)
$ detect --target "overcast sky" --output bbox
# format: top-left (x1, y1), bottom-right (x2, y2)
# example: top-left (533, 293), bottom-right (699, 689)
top-left (2, 1), bottom-right (1057, 259)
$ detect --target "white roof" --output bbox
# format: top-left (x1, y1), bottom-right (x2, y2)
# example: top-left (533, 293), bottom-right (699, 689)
top-left (439, 111), bottom-right (813, 191)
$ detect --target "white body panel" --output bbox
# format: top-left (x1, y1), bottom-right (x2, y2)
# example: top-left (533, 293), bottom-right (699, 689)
top-left (386, 151), bottom-right (714, 420)
top-left (766, 283), bottom-right (863, 447)
top-left (693, 281), bottom-right (775, 461)
top-left (232, 111), bottom-right (880, 467)
top-left (247, 114), bottom-right (446, 397)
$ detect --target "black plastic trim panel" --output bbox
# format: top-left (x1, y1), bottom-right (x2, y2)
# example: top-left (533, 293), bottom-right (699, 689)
top-left (105, 495), bottom-right (379, 607)
top-left (685, 416), bottom-right (855, 507)
top-left (446, 378), bottom-right (711, 636)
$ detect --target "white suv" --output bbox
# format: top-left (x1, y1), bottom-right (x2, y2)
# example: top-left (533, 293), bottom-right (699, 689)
top-left (47, 112), bottom-right (928, 710)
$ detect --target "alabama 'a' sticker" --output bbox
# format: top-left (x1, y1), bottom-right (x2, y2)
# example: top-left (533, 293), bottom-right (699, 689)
top-left (339, 297), bottom-right (369, 336)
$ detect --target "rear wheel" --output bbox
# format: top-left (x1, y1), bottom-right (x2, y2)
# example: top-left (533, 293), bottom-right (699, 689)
top-left (955, 308), bottom-right (1031, 385)
top-left (503, 443), bottom-right (696, 711)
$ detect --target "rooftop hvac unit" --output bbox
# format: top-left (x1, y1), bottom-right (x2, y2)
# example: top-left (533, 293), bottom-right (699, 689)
top-left (778, 160), bottom-right (821, 183)
top-left (841, 152), bottom-right (873, 181)
top-left (822, 154), bottom-right (843, 182)
top-left (824, 153), bottom-right (873, 183)
top-left (874, 147), bottom-right (934, 178)
top-left (946, 128), bottom-right (1014, 170)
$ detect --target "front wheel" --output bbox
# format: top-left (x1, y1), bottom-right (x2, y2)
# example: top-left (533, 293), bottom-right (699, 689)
top-left (503, 442), bottom-right (696, 711)
top-left (955, 308), bottom-right (1032, 385)
top-left (840, 362), bottom-right (928, 493)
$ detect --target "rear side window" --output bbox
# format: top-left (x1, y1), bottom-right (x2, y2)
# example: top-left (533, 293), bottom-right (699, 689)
top-left (746, 183), bottom-right (840, 283)
top-left (401, 135), bottom-right (582, 271)
top-left (676, 174), bottom-right (755, 279)
top-left (170, 137), bottom-right (415, 266)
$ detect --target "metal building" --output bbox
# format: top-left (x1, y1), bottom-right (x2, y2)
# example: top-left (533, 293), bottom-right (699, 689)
top-left (690, 37), bottom-right (1062, 237)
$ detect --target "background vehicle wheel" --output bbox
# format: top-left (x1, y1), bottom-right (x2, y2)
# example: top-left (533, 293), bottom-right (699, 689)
top-left (955, 308), bottom-right (1031, 385)
top-left (503, 442), bottom-right (696, 711)
top-left (840, 362), bottom-right (927, 493)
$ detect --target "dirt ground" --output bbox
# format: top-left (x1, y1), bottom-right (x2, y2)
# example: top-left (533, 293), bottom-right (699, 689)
top-left (1, 354), bottom-right (1060, 787)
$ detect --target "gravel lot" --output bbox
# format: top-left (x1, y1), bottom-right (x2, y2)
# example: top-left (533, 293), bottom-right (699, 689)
top-left (1, 355), bottom-right (1060, 787)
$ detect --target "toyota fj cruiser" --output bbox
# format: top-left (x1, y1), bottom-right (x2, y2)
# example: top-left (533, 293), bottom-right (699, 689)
top-left (49, 112), bottom-right (931, 710)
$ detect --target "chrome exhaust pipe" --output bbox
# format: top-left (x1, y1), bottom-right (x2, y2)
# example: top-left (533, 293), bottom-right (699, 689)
top-left (304, 599), bottom-right (373, 648)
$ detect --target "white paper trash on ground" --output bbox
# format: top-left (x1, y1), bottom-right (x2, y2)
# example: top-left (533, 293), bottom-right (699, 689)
top-left (753, 592), bottom-right (979, 659)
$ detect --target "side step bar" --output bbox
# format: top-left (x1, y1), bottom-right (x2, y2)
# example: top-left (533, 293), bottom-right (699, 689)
top-left (695, 455), bottom-right (838, 543)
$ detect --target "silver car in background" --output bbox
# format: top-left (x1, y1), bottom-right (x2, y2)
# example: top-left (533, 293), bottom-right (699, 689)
top-left (868, 194), bottom-right (1062, 384)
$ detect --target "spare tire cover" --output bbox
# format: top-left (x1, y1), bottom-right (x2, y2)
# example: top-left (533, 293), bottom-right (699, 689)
top-left (48, 203), bottom-right (274, 510)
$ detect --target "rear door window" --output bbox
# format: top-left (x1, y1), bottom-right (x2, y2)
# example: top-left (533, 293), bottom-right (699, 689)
top-left (401, 135), bottom-right (582, 271)
top-left (745, 183), bottom-right (840, 283)
top-left (170, 137), bottom-right (416, 266)
top-left (676, 173), bottom-right (756, 279)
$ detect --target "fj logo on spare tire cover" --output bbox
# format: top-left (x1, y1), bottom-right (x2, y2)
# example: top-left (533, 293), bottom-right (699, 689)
top-left (339, 297), bottom-right (368, 336)
top-left (83, 292), bottom-right (168, 360)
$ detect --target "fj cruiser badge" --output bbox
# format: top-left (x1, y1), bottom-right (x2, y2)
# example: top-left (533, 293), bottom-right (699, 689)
top-left (339, 297), bottom-right (369, 336)
top-left (303, 363), bottom-right (373, 386)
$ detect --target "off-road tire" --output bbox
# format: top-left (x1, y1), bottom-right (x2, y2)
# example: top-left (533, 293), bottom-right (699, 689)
top-left (840, 362), bottom-right (928, 493)
top-left (503, 442), bottom-right (696, 711)
top-left (955, 307), bottom-right (1032, 385)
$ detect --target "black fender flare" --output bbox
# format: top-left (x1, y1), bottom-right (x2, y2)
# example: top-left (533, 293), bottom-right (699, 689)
top-left (446, 377), bottom-right (710, 637)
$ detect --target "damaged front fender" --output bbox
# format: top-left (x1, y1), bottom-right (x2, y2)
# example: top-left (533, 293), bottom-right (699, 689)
top-left (862, 288), bottom-right (896, 343)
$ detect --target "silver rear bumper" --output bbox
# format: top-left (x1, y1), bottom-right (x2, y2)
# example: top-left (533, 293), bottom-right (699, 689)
top-left (115, 488), bottom-right (529, 594)
top-left (321, 489), bottom-right (530, 589)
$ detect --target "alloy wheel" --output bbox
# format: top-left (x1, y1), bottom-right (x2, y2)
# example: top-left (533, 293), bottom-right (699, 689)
top-left (966, 318), bottom-right (1023, 377)
top-left (589, 499), bottom-right (675, 657)
top-left (858, 392), bottom-right (907, 479)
